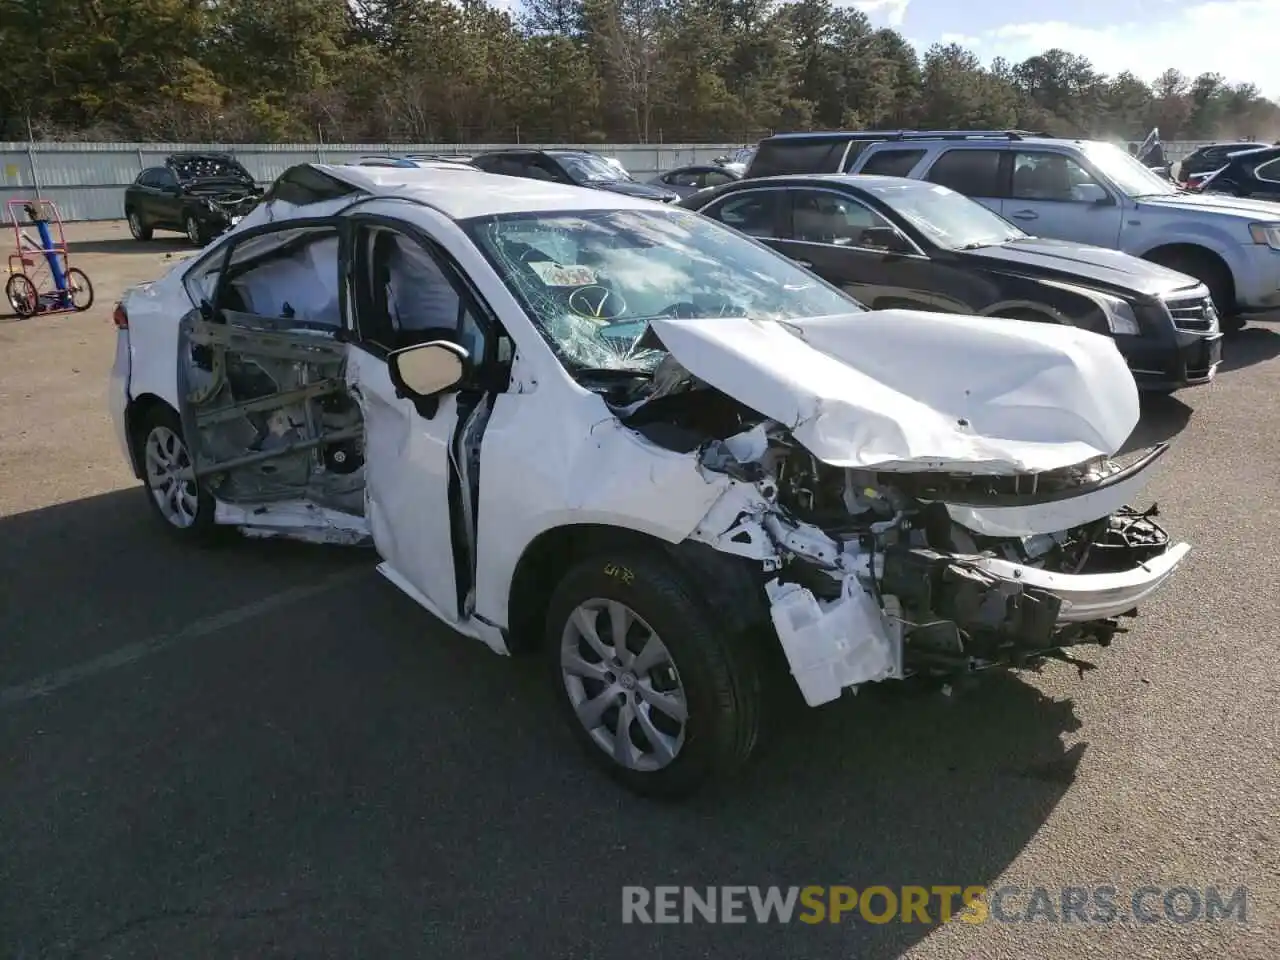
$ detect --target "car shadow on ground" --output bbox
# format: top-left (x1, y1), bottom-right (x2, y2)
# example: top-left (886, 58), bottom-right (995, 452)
top-left (1220, 323), bottom-right (1280, 373)
top-left (2, 488), bottom-right (1085, 958)
top-left (66, 236), bottom-right (197, 255)
top-left (1119, 392), bottom-right (1194, 454)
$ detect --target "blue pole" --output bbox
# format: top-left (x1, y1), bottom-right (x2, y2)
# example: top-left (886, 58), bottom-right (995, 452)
top-left (33, 216), bottom-right (68, 294)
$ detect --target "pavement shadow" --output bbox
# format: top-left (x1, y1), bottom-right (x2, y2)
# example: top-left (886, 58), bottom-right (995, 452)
top-left (67, 236), bottom-right (196, 255)
top-left (1, 488), bottom-right (1085, 959)
top-left (1119, 392), bottom-right (1194, 454)
top-left (1220, 323), bottom-right (1280, 374)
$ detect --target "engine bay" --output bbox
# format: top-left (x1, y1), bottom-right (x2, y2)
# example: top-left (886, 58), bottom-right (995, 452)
top-left (604, 359), bottom-right (1177, 685)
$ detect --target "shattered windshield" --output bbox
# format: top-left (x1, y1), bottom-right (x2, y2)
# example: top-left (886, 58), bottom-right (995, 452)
top-left (554, 153), bottom-right (631, 183)
top-left (862, 180), bottom-right (1026, 249)
top-left (463, 207), bottom-right (862, 374)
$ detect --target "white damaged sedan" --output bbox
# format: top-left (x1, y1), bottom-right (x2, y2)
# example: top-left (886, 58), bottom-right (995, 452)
top-left (109, 163), bottom-right (1189, 797)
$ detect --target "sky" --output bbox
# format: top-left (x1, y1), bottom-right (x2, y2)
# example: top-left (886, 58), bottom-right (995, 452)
top-left (850, 0), bottom-right (1280, 97)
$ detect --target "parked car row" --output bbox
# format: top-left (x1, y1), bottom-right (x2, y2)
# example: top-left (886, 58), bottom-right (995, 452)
top-left (732, 130), bottom-right (1280, 332)
top-left (110, 160), bottom-right (1192, 798)
top-left (680, 173), bottom-right (1221, 392)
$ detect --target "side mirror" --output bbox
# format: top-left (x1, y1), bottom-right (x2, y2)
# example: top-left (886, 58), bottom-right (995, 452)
top-left (387, 340), bottom-right (470, 409)
top-left (862, 226), bottom-right (911, 254)
top-left (1074, 183), bottom-right (1112, 205)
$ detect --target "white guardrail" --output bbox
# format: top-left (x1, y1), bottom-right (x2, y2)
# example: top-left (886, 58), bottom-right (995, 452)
top-left (0, 139), bottom-right (1219, 222)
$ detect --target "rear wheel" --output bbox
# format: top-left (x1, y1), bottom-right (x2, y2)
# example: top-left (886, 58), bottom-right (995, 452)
top-left (545, 550), bottom-right (762, 799)
top-left (126, 209), bottom-right (152, 241)
top-left (135, 406), bottom-right (220, 543)
top-left (5, 273), bottom-right (37, 318)
top-left (1144, 248), bottom-right (1243, 333)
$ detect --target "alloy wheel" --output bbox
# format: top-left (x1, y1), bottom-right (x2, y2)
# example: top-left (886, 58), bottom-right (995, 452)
top-left (144, 425), bottom-right (199, 528)
top-left (560, 598), bottom-right (689, 772)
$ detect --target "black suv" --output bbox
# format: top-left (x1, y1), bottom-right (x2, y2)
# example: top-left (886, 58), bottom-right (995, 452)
top-left (1174, 141), bottom-right (1267, 184)
top-left (470, 149), bottom-right (678, 202)
top-left (124, 153), bottom-right (264, 246)
top-left (1192, 145), bottom-right (1280, 201)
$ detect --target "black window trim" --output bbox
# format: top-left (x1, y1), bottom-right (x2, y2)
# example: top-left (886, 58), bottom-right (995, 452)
top-left (698, 185), bottom-right (786, 239)
top-left (923, 145), bottom-right (1012, 199)
top-left (1254, 157), bottom-right (1280, 184)
top-left (854, 146), bottom-right (928, 177)
top-left (776, 185), bottom-right (928, 259)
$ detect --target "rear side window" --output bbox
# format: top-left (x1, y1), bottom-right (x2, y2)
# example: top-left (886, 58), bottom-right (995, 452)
top-left (1256, 158), bottom-right (1280, 183)
top-left (925, 150), bottom-right (1003, 197)
top-left (858, 149), bottom-right (926, 177)
top-left (704, 191), bottom-right (780, 238)
top-left (750, 140), bottom-right (847, 176)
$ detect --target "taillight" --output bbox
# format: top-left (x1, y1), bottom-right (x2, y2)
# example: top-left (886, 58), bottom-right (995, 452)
top-left (112, 302), bottom-right (128, 329)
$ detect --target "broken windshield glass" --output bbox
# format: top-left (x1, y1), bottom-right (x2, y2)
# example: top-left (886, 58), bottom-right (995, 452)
top-left (462, 207), bottom-right (863, 373)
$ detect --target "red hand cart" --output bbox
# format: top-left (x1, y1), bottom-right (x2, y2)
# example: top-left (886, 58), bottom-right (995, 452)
top-left (4, 199), bottom-right (94, 319)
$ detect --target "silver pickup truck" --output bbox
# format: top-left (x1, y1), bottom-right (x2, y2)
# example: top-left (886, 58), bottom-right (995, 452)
top-left (745, 131), bottom-right (1280, 331)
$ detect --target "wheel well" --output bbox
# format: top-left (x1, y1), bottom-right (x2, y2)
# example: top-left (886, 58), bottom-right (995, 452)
top-left (1143, 244), bottom-right (1235, 299)
top-left (504, 524), bottom-right (771, 656)
top-left (505, 525), bottom-right (672, 655)
top-left (124, 393), bottom-right (178, 478)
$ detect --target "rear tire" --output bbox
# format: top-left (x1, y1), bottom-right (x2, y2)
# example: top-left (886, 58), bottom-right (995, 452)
top-left (5, 273), bottom-right (38, 318)
top-left (1144, 248), bottom-right (1243, 333)
top-left (126, 209), bottom-right (152, 241)
top-left (134, 405), bottom-right (221, 544)
top-left (545, 550), bottom-right (762, 799)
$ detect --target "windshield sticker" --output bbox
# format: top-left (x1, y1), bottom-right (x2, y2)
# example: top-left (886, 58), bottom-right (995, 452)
top-left (529, 261), bottom-right (598, 287)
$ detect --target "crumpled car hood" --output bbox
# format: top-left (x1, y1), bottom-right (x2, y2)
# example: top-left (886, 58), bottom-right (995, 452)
top-left (647, 310), bottom-right (1140, 474)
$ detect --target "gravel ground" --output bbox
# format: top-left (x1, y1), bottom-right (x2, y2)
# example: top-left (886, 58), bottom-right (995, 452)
top-left (1, 220), bottom-right (1278, 959)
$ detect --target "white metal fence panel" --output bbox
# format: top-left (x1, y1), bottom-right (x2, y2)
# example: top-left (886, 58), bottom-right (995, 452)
top-left (0, 140), bottom-right (1219, 222)
top-left (0, 142), bottom-right (749, 221)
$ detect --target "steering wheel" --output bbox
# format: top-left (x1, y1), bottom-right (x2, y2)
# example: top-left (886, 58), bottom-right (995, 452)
top-left (566, 284), bottom-right (628, 321)
top-left (656, 298), bottom-right (742, 319)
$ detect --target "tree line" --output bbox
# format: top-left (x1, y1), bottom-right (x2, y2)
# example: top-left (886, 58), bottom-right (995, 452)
top-left (2, 0), bottom-right (1278, 145)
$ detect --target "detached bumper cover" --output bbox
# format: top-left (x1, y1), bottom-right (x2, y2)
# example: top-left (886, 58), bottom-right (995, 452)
top-left (964, 541), bottom-right (1191, 622)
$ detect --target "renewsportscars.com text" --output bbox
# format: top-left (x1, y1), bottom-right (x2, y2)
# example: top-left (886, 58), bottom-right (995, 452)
top-left (621, 885), bottom-right (1249, 925)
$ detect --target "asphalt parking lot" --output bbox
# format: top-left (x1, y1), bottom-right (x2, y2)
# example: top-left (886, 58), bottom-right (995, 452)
top-left (2, 219), bottom-right (1278, 959)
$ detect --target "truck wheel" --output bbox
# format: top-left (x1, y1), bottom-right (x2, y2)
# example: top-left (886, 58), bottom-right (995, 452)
top-left (545, 550), bottom-right (762, 799)
top-left (1146, 249), bottom-right (1243, 333)
top-left (126, 209), bottom-right (152, 241)
top-left (135, 405), bottom-right (220, 544)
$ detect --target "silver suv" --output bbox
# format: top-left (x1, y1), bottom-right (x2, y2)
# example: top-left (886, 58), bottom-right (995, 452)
top-left (750, 131), bottom-right (1280, 330)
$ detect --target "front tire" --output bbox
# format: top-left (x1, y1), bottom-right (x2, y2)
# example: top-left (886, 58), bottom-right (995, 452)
top-left (184, 212), bottom-right (207, 247)
top-left (545, 550), bottom-right (762, 799)
top-left (126, 209), bottom-right (152, 241)
top-left (135, 406), bottom-right (219, 543)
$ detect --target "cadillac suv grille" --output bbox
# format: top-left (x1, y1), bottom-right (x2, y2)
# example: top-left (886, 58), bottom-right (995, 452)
top-left (1163, 294), bottom-right (1218, 333)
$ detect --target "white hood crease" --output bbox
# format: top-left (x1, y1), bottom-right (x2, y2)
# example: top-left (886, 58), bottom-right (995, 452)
top-left (648, 311), bottom-right (1141, 474)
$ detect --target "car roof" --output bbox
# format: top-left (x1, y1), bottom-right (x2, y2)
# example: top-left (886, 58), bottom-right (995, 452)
top-left (308, 163), bottom-right (663, 219)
